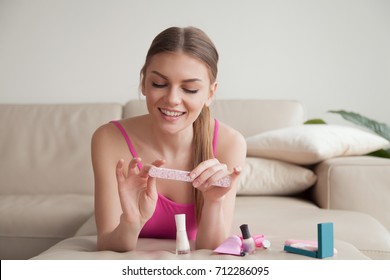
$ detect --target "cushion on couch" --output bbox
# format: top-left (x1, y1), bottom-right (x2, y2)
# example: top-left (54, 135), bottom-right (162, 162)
top-left (0, 104), bottom-right (123, 195)
top-left (313, 156), bottom-right (390, 232)
top-left (246, 124), bottom-right (389, 165)
top-left (0, 103), bottom-right (122, 259)
top-left (33, 196), bottom-right (390, 260)
top-left (0, 194), bottom-right (93, 259)
top-left (237, 157), bottom-right (317, 195)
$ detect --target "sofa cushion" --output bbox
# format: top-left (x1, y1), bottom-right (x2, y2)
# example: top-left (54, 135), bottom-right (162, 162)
top-left (0, 194), bottom-right (93, 259)
top-left (313, 156), bottom-right (390, 232)
top-left (246, 124), bottom-right (389, 165)
top-left (237, 157), bottom-right (317, 195)
top-left (0, 103), bottom-right (122, 195)
top-left (33, 196), bottom-right (390, 260)
top-left (31, 235), bottom-right (368, 260)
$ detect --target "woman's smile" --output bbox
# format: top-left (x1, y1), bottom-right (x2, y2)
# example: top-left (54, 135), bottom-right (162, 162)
top-left (159, 108), bottom-right (186, 121)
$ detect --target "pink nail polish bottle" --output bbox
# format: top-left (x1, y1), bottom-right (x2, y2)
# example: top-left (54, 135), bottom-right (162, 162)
top-left (240, 224), bottom-right (256, 254)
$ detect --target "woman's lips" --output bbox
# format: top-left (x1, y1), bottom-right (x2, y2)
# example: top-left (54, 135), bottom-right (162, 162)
top-left (159, 108), bottom-right (186, 118)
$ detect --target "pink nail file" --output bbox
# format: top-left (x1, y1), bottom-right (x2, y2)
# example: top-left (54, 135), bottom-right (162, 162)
top-left (148, 166), bottom-right (231, 187)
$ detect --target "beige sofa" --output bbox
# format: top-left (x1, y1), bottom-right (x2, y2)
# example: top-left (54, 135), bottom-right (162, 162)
top-left (1, 99), bottom-right (390, 260)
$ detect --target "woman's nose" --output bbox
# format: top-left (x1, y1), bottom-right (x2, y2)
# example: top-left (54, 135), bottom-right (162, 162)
top-left (166, 87), bottom-right (182, 105)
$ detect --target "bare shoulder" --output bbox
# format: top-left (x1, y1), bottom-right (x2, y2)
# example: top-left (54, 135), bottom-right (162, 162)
top-left (91, 121), bottom-right (120, 149)
top-left (215, 121), bottom-right (247, 166)
top-left (91, 115), bottom-right (149, 161)
top-left (91, 122), bottom-right (122, 168)
top-left (217, 121), bottom-right (246, 150)
top-left (92, 116), bottom-right (145, 145)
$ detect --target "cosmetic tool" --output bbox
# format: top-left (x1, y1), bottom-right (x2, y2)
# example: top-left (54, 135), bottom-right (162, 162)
top-left (284, 222), bottom-right (336, 258)
top-left (149, 166), bottom-right (231, 187)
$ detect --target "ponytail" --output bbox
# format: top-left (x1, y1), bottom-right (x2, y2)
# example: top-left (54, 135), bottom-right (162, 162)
top-left (192, 106), bottom-right (213, 223)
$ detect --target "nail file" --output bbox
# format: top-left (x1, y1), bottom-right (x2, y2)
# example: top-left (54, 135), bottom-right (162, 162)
top-left (148, 166), bottom-right (231, 187)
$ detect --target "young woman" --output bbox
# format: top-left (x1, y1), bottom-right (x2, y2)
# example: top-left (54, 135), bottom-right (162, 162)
top-left (92, 26), bottom-right (246, 252)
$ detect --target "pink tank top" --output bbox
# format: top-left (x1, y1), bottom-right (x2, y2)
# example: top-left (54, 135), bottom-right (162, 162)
top-left (111, 119), bottom-right (220, 240)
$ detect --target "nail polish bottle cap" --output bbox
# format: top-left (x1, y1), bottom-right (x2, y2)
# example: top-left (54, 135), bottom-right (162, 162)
top-left (240, 224), bottom-right (252, 239)
top-left (175, 214), bottom-right (186, 232)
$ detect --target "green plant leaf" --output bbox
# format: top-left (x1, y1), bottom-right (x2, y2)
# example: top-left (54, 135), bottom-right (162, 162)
top-left (328, 110), bottom-right (390, 141)
top-left (304, 119), bottom-right (327, 124)
top-left (367, 149), bottom-right (390, 159)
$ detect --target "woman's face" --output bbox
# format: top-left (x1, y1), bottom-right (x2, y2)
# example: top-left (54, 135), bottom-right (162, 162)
top-left (143, 52), bottom-right (216, 134)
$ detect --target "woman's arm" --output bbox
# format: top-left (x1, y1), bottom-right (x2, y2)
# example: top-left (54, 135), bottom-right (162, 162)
top-left (92, 124), bottom-right (162, 252)
top-left (193, 125), bottom-right (247, 249)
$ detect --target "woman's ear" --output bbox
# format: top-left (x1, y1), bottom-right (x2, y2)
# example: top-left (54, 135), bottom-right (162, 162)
top-left (205, 82), bottom-right (218, 107)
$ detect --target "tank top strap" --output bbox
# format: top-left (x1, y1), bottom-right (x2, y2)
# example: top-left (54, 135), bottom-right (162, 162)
top-left (110, 120), bottom-right (143, 171)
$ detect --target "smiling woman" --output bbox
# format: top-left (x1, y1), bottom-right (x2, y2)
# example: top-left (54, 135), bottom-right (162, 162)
top-left (143, 52), bottom-right (213, 132)
top-left (91, 26), bottom-right (247, 252)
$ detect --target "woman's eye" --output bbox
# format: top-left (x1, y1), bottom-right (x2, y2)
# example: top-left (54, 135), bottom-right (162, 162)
top-left (183, 88), bottom-right (198, 94)
top-left (152, 82), bottom-right (167, 88)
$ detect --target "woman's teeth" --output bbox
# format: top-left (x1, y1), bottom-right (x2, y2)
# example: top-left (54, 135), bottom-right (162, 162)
top-left (160, 109), bottom-right (185, 117)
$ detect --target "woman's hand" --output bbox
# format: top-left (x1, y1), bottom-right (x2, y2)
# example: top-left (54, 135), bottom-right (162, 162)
top-left (115, 157), bottom-right (165, 227)
top-left (190, 158), bottom-right (241, 202)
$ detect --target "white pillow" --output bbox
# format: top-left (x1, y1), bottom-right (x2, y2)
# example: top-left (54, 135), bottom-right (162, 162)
top-left (246, 124), bottom-right (389, 165)
top-left (237, 157), bottom-right (317, 195)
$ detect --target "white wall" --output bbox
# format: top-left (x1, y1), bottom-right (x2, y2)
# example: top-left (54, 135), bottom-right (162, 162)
top-left (1, 0), bottom-right (389, 125)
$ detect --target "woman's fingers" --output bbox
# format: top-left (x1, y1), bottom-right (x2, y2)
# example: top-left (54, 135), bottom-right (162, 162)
top-left (152, 159), bottom-right (166, 167)
top-left (116, 159), bottom-right (125, 183)
top-left (189, 158), bottom-right (219, 180)
top-left (140, 159), bottom-right (166, 198)
top-left (192, 159), bottom-right (230, 188)
top-left (192, 160), bottom-right (243, 189)
top-left (117, 158), bottom-right (166, 183)
top-left (232, 166), bottom-right (242, 176)
top-left (138, 159), bottom-right (166, 178)
top-left (127, 157), bottom-right (142, 176)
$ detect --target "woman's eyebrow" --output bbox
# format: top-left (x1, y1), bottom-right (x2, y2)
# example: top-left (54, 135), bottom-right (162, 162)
top-left (182, 78), bottom-right (202, 83)
top-left (151, 70), bottom-right (168, 80)
top-left (151, 70), bottom-right (202, 83)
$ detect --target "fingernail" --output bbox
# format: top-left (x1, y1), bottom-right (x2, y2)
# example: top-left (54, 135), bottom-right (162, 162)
top-left (189, 173), bottom-right (196, 179)
top-left (193, 180), bottom-right (199, 188)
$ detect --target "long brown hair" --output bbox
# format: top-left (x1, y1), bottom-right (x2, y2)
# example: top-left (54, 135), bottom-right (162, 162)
top-left (140, 27), bottom-right (219, 222)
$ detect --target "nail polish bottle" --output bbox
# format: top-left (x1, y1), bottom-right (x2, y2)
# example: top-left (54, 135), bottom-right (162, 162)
top-left (240, 224), bottom-right (256, 254)
top-left (175, 214), bottom-right (190, 254)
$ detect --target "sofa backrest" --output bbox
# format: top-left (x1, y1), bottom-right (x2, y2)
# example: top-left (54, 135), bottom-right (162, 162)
top-left (0, 99), bottom-right (304, 196)
top-left (123, 99), bottom-right (305, 137)
top-left (0, 103), bottom-right (122, 195)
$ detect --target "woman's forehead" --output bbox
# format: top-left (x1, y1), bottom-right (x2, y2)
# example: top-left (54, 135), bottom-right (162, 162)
top-left (146, 52), bottom-right (211, 83)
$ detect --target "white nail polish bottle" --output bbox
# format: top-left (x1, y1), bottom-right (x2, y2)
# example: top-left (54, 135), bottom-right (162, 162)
top-left (175, 214), bottom-right (190, 254)
top-left (240, 224), bottom-right (256, 254)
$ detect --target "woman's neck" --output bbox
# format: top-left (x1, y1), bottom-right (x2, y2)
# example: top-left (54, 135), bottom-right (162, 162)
top-left (147, 119), bottom-right (194, 161)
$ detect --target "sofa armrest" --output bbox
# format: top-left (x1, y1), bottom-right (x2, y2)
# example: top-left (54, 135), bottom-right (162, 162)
top-left (311, 156), bottom-right (390, 232)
